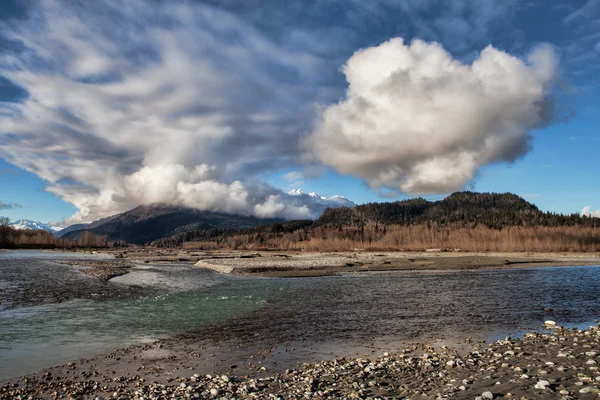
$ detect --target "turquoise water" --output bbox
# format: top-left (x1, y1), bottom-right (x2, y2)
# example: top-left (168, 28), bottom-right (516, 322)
top-left (0, 252), bottom-right (298, 378)
top-left (1, 250), bottom-right (599, 380)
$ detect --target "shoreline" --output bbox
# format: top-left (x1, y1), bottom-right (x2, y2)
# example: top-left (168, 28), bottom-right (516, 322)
top-left (6, 248), bottom-right (598, 279)
top-left (2, 322), bottom-right (598, 399)
top-left (189, 251), bottom-right (600, 278)
top-left (2, 250), bottom-right (600, 398)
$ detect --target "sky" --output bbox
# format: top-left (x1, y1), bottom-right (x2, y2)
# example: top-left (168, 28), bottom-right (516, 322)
top-left (0, 0), bottom-right (599, 224)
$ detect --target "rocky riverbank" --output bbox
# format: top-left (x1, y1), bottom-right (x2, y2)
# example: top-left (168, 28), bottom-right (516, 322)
top-left (37, 248), bottom-right (600, 278)
top-left (192, 251), bottom-right (600, 277)
top-left (2, 323), bottom-right (599, 399)
top-left (56, 260), bottom-right (133, 281)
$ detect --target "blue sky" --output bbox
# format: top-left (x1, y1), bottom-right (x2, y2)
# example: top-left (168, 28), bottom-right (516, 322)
top-left (0, 0), bottom-right (599, 224)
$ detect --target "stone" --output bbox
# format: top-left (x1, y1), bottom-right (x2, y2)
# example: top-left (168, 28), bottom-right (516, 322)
top-left (544, 320), bottom-right (557, 327)
top-left (482, 391), bottom-right (494, 399)
top-left (534, 380), bottom-right (550, 390)
top-left (578, 386), bottom-right (594, 394)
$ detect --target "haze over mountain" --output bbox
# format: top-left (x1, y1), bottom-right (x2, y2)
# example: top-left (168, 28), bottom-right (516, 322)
top-left (58, 188), bottom-right (357, 245)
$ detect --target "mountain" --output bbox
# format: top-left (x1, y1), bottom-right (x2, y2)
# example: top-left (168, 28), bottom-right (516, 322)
top-left (316, 191), bottom-right (599, 229)
top-left (60, 204), bottom-right (283, 245)
top-left (287, 189), bottom-right (356, 215)
top-left (9, 219), bottom-right (62, 233)
top-left (57, 190), bottom-right (355, 245)
top-left (151, 191), bottom-right (600, 250)
top-left (55, 223), bottom-right (90, 237)
top-left (54, 213), bottom-right (121, 238)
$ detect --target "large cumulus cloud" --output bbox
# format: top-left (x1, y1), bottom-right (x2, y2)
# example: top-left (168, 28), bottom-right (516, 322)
top-left (306, 38), bottom-right (558, 195)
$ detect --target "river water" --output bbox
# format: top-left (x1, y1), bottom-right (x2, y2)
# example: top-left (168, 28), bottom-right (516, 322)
top-left (1, 250), bottom-right (599, 380)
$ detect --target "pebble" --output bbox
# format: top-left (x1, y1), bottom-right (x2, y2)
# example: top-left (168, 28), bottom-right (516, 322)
top-left (1, 322), bottom-right (599, 400)
top-left (534, 380), bottom-right (550, 389)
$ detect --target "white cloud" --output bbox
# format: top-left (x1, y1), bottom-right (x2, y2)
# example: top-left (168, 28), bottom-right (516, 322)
top-left (0, 1), bottom-right (562, 224)
top-left (581, 206), bottom-right (600, 218)
top-left (253, 195), bottom-right (312, 220)
top-left (306, 38), bottom-right (558, 195)
top-left (0, 0), bottom-right (327, 224)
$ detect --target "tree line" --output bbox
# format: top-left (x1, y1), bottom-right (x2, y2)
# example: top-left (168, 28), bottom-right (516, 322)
top-left (150, 192), bottom-right (600, 252)
top-left (0, 217), bottom-right (108, 249)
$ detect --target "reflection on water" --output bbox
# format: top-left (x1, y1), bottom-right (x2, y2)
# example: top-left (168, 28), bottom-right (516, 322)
top-left (1, 250), bottom-right (599, 380)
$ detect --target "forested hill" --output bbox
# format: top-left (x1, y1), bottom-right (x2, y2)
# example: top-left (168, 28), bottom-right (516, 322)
top-left (316, 192), bottom-right (599, 229)
top-left (151, 192), bottom-right (600, 249)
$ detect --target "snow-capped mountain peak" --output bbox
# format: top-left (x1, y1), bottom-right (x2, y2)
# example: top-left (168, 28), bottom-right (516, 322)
top-left (287, 188), bottom-right (356, 216)
top-left (289, 189), bottom-right (325, 199)
top-left (9, 219), bottom-right (62, 232)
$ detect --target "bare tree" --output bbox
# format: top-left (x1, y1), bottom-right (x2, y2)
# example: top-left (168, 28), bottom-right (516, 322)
top-left (0, 216), bottom-right (11, 247)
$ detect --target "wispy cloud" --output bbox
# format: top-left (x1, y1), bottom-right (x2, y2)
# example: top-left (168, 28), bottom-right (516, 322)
top-left (0, 201), bottom-right (22, 210)
top-left (0, 0), bottom-right (327, 222)
top-left (0, 0), bottom-right (552, 223)
top-left (564, 0), bottom-right (600, 23)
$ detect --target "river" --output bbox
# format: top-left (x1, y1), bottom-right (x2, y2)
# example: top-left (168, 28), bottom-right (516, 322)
top-left (1, 250), bottom-right (599, 380)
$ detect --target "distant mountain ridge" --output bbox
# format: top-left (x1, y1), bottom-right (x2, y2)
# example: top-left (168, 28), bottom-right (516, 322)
top-left (59, 191), bottom-right (598, 247)
top-left (58, 190), bottom-right (356, 245)
top-left (152, 191), bottom-right (600, 249)
top-left (9, 219), bottom-right (62, 233)
top-left (60, 204), bottom-right (284, 245)
top-left (287, 189), bottom-right (356, 214)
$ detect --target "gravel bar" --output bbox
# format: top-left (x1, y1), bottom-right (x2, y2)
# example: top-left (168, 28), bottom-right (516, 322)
top-left (2, 323), bottom-right (599, 399)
